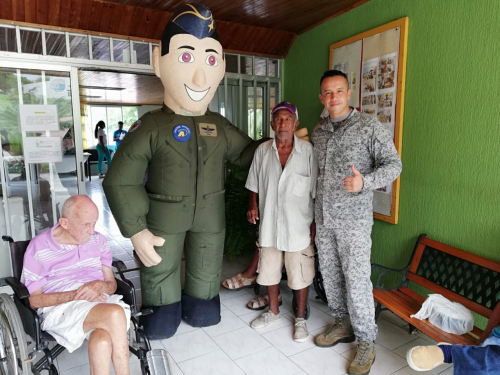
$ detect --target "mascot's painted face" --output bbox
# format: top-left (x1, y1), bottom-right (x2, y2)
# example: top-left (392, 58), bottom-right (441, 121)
top-left (153, 34), bottom-right (225, 114)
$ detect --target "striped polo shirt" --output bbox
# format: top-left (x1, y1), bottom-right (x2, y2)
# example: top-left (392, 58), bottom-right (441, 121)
top-left (20, 224), bottom-right (112, 294)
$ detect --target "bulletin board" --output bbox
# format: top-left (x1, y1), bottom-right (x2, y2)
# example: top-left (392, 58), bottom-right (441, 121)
top-left (329, 17), bottom-right (408, 225)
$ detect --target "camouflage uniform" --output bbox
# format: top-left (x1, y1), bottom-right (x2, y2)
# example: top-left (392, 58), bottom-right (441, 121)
top-left (312, 108), bottom-right (402, 341)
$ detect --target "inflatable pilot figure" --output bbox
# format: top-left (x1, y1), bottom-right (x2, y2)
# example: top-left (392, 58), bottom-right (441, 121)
top-left (103, 3), bottom-right (265, 339)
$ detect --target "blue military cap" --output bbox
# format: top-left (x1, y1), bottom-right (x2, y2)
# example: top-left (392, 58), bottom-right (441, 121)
top-left (161, 3), bottom-right (220, 56)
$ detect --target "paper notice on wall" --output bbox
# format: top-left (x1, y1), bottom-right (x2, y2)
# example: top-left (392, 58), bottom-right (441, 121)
top-left (23, 137), bottom-right (62, 163)
top-left (361, 53), bottom-right (398, 213)
top-left (20, 105), bottom-right (59, 132)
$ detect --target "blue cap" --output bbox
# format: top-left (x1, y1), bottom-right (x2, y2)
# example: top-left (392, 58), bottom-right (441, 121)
top-left (161, 3), bottom-right (220, 56)
top-left (171, 3), bottom-right (216, 40)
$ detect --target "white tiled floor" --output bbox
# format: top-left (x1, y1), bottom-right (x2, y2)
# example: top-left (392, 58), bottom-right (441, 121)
top-left (50, 179), bottom-right (455, 375)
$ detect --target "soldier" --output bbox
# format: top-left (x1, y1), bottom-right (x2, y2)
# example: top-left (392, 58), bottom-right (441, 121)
top-left (312, 70), bottom-right (402, 375)
top-left (103, 4), bottom-right (263, 339)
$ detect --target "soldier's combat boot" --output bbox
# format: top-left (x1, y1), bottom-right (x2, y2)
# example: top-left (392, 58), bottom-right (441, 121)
top-left (314, 316), bottom-right (355, 348)
top-left (348, 341), bottom-right (376, 375)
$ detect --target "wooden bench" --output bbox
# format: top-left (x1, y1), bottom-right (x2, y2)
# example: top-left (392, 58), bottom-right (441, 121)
top-left (372, 234), bottom-right (500, 345)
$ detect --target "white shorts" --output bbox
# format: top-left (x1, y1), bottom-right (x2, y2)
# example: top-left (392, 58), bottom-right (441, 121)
top-left (40, 294), bottom-right (131, 353)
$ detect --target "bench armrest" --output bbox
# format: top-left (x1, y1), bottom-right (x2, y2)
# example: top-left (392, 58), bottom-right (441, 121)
top-left (371, 263), bottom-right (409, 291)
top-left (5, 276), bottom-right (30, 300)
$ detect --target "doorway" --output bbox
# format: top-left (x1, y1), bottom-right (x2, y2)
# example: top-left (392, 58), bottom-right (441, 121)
top-left (0, 61), bottom-right (84, 276)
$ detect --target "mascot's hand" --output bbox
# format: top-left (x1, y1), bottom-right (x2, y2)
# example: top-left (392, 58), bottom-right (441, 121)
top-left (131, 229), bottom-right (164, 267)
top-left (294, 127), bottom-right (310, 142)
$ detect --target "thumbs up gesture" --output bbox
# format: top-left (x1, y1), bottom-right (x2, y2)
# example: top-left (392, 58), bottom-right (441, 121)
top-left (344, 165), bottom-right (364, 192)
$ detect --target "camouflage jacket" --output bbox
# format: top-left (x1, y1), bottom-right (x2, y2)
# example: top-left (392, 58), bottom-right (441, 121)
top-left (311, 109), bottom-right (402, 228)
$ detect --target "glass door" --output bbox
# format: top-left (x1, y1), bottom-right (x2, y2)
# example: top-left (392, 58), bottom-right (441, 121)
top-left (0, 61), bottom-right (84, 277)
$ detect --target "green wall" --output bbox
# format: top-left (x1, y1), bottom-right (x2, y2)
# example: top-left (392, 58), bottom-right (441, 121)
top-left (284, 0), bottom-right (500, 270)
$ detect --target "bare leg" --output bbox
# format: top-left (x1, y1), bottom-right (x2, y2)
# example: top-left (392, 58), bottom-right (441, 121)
top-left (222, 247), bottom-right (259, 288)
top-left (83, 304), bottom-right (130, 375)
top-left (268, 284), bottom-right (280, 315)
top-left (294, 287), bottom-right (309, 319)
top-left (88, 329), bottom-right (112, 375)
top-left (241, 247), bottom-right (259, 278)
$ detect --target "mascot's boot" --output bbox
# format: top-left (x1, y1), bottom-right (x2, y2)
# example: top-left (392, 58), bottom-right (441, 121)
top-left (141, 302), bottom-right (182, 339)
top-left (182, 293), bottom-right (221, 327)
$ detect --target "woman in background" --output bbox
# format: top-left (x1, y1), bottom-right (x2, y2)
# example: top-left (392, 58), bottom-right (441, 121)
top-left (94, 121), bottom-right (111, 179)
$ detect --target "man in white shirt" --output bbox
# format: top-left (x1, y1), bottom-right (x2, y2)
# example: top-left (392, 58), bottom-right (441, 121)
top-left (246, 101), bottom-right (318, 342)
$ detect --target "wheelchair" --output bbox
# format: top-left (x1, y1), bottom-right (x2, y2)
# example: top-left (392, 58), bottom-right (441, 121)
top-left (0, 236), bottom-right (170, 375)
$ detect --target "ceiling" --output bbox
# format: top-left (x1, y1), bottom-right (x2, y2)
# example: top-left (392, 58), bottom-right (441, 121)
top-left (79, 70), bottom-right (164, 105)
top-left (0, 0), bottom-right (371, 58)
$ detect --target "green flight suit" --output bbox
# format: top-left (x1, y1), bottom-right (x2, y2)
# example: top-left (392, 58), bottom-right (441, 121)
top-left (103, 105), bottom-right (257, 308)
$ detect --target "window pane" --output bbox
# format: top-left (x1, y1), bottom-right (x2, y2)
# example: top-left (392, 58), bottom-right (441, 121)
top-left (133, 42), bottom-right (149, 65)
top-left (254, 58), bottom-right (266, 76)
top-left (113, 39), bottom-right (130, 63)
top-left (92, 37), bottom-right (110, 61)
top-left (20, 29), bottom-right (42, 54)
top-left (225, 54), bottom-right (238, 73)
top-left (106, 107), bottom-right (123, 147)
top-left (240, 56), bottom-right (253, 75)
top-left (269, 60), bottom-right (278, 77)
top-left (46, 33), bottom-right (67, 57)
top-left (122, 106), bottom-right (138, 129)
top-left (21, 70), bottom-right (44, 104)
top-left (69, 35), bottom-right (89, 59)
top-left (0, 27), bottom-right (17, 52)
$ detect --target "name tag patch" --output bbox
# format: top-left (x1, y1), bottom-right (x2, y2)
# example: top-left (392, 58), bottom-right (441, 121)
top-left (199, 123), bottom-right (217, 137)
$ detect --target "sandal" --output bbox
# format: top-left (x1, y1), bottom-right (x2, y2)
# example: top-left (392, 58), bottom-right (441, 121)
top-left (247, 293), bottom-right (282, 311)
top-left (222, 273), bottom-right (257, 291)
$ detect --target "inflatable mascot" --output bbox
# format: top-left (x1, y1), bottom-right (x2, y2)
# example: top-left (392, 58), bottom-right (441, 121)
top-left (103, 3), bottom-right (264, 339)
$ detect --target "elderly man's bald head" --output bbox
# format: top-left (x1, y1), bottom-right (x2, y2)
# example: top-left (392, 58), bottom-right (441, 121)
top-left (61, 195), bottom-right (97, 219)
top-left (59, 196), bottom-right (99, 244)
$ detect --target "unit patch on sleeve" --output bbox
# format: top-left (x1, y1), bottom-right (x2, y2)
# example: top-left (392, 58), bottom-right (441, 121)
top-left (128, 120), bottom-right (142, 133)
top-left (198, 123), bottom-right (217, 137)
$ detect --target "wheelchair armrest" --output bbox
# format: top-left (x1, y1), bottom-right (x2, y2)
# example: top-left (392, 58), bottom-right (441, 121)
top-left (6, 277), bottom-right (30, 300)
top-left (2, 235), bottom-right (14, 243)
top-left (112, 258), bottom-right (128, 273)
top-left (371, 263), bottom-right (409, 290)
top-left (115, 277), bottom-right (137, 314)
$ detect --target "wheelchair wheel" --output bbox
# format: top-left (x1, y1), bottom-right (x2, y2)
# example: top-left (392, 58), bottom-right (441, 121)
top-left (313, 258), bottom-right (328, 304)
top-left (291, 295), bottom-right (311, 320)
top-left (0, 294), bottom-right (30, 375)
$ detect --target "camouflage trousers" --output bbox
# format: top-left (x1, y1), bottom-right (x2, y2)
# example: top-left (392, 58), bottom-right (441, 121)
top-left (315, 225), bottom-right (378, 341)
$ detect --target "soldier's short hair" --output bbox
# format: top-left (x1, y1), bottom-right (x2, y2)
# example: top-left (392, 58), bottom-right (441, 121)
top-left (320, 70), bottom-right (349, 88)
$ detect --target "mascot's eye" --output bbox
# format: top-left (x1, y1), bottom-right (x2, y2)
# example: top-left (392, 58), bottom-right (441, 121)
top-left (179, 52), bottom-right (194, 63)
top-left (206, 55), bottom-right (218, 66)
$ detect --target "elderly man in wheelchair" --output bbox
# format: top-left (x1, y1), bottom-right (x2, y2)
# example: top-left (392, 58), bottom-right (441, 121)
top-left (0, 195), bottom-right (168, 375)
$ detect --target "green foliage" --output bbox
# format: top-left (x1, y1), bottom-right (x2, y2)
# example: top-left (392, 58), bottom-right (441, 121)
top-left (224, 163), bottom-right (258, 260)
top-left (122, 106), bottom-right (138, 127)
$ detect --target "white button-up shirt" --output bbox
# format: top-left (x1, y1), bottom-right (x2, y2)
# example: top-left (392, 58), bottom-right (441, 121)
top-left (245, 136), bottom-right (318, 252)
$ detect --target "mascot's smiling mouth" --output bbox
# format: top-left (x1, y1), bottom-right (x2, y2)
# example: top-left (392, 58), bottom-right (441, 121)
top-left (185, 85), bottom-right (210, 102)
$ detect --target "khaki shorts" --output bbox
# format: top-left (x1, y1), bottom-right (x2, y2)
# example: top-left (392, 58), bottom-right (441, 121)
top-left (256, 244), bottom-right (315, 290)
